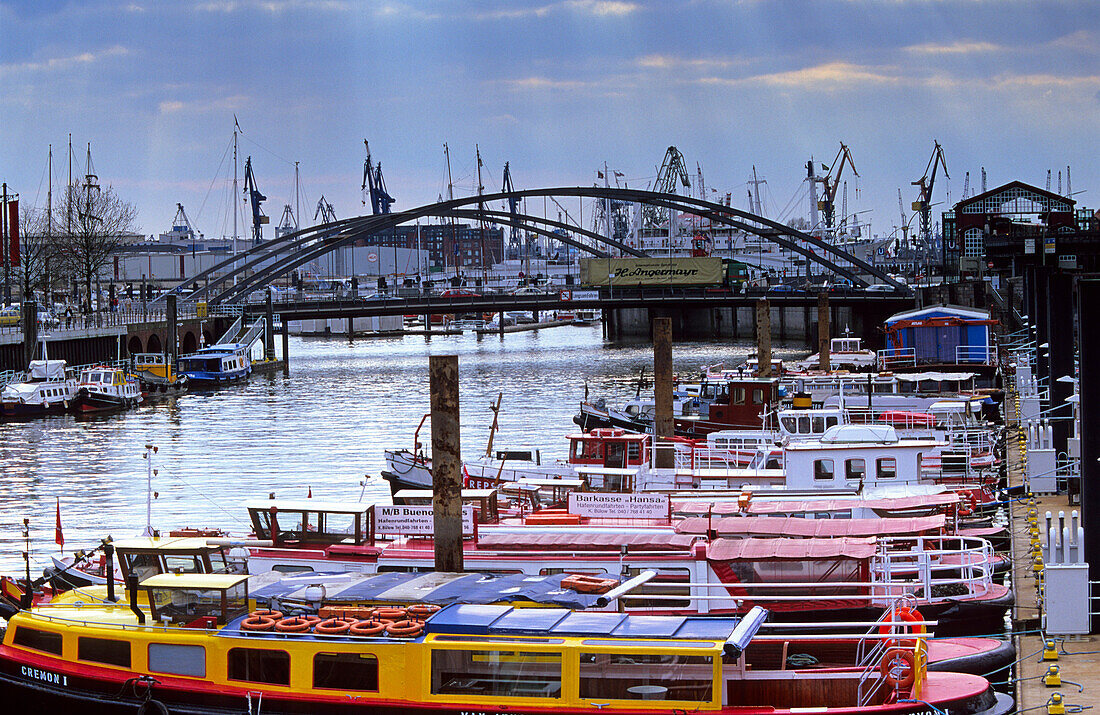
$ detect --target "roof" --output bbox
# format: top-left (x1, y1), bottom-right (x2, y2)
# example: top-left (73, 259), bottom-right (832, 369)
top-left (707, 536), bottom-right (878, 560)
top-left (140, 573), bottom-right (249, 589)
top-left (676, 514), bottom-right (945, 537)
top-left (954, 180), bottom-right (1075, 212)
top-left (424, 603), bottom-right (739, 641)
top-left (475, 531), bottom-right (697, 552)
top-left (818, 424), bottom-right (898, 444)
top-left (244, 500), bottom-right (372, 514)
top-left (885, 304), bottom-right (991, 325)
top-left (112, 537), bottom-right (221, 552)
top-left (393, 489), bottom-right (498, 500)
top-left (673, 492), bottom-right (960, 516)
top-left (248, 571), bottom-right (617, 611)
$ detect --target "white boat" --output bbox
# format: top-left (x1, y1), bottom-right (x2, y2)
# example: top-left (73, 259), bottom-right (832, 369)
top-left (71, 366), bottom-right (142, 413)
top-left (0, 360), bottom-right (78, 418)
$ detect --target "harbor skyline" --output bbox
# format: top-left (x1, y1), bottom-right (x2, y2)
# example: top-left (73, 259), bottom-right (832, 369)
top-left (1, 0), bottom-right (1098, 235)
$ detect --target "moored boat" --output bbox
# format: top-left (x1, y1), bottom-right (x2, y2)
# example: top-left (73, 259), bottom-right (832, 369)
top-left (70, 366), bottom-right (142, 414)
top-left (178, 343), bottom-right (251, 385)
top-left (0, 360), bottom-right (78, 418)
top-left (129, 353), bottom-right (188, 398)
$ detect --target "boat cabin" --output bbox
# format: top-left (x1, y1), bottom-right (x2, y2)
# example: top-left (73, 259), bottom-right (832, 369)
top-left (130, 352), bottom-right (180, 381)
top-left (142, 573), bottom-right (250, 626)
top-left (178, 343), bottom-right (250, 380)
top-left (778, 425), bottom-right (942, 491)
top-left (78, 367), bottom-right (129, 388)
top-left (112, 537), bottom-right (234, 581)
top-left (246, 500), bottom-right (372, 548)
top-left (688, 378), bottom-right (779, 433)
top-left (393, 489), bottom-right (503, 523)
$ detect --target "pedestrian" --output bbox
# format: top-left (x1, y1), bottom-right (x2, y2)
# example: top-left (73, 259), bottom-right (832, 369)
top-left (64, 305), bottom-right (73, 329)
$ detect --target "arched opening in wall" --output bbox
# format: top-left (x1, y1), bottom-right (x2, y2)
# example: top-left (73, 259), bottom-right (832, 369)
top-left (127, 336), bottom-right (143, 356)
top-left (146, 334), bottom-right (163, 353)
top-left (181, 331), bottom-right (198, 354)
top-left (202, 329), bottom-right (216, 347)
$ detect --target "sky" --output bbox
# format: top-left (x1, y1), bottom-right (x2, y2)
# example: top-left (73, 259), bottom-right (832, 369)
top-left (1, 0), bottom-right (1098, 240)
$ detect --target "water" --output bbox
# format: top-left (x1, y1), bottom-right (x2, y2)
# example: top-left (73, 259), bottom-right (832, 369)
top-left (0, 325), bottom-right (807, 575)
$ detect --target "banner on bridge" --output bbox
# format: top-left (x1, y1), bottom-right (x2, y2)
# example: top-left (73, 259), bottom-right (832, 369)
top-left (579, 257), bottom-right (723, 287)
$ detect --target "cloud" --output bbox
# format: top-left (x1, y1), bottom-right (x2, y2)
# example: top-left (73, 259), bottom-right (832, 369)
top-left (904, 40), bottom-right (1000, 55)
top-left (565, 0), bottom-right (639, 16)
top-left (158, 100), bottom-right (186, 114)
top-left (0, 45), bottom-right (131, 77)
top-left (735, 61), bottom-right (902, 89)
top-left (473, 0), bottom-right (638, 20)
top-left (637, 54), bottom-right (739, 70)
top-left (193, 0), bottom-right (350, 13)
top-left (156, 94), bottom-right (253, 115)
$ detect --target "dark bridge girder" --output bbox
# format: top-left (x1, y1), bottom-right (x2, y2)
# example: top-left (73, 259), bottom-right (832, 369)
top-left (165, 186), bottom-right (902, 305)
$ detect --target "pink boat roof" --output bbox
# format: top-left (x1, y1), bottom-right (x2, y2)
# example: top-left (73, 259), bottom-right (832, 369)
top-left (707, 536), bottom-right (879, 560)
top-left (674, 492), bottom-right (960, 515)
top-left (676, 514), bottom-right (946, 537)
top-left (475, 531), bottom-right (697, 552)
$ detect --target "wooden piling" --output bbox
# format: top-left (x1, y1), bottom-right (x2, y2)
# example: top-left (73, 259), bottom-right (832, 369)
top-left (653, 317), bottom-right (674, 469)
top-left (755, 299), bottom-right (771, 378)
top-left (430, 354), bottom-right (464, 573)
top-left (280, 319), bottom-right (290, 374)
top-left (264, 291), bottom-right (276, 361)
top-left (166, 294), bottom-right (178, 366)
top-left (21, 301), bottom-right (38, 367)
top-left (817, 292), bottom-right (830, 370)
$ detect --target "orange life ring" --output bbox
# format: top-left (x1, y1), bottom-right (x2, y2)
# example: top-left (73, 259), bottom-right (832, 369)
top-left (372, 607), bottom-right (407, 621)
top-left (880, 648), bottom-right (917, 690)
top-left (350, 620), bottom-right (387, 636)
top-left (878, 607), bottom-right (926, 647)
top-left (241, 615), bottom-right (276, 631)
top-left (313, 617), bottom-right (356, 635)
top-left (274, 616), bottom-right (312, 633)
top-left (385, 619), bottom-right (424, 638)
top-left (250, 609), bottom-right (283, 620)
top-left (407, 604), bottom-right (441, 619)
top-left (302, 615), bottom-right (322, 625)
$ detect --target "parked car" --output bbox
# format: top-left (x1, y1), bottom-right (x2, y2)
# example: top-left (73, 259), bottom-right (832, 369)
top-left (0, 306), bottom-right (19, 327)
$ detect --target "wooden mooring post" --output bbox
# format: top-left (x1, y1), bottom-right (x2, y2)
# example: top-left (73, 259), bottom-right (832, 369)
top-left (653, 317), bottom-right (674, 469)
top-left (755, 299), bottom-right (771, 378)
top-left (818, 292), bottom-right (830, 370)
top-left (430, 354), bottom-right (464, 573)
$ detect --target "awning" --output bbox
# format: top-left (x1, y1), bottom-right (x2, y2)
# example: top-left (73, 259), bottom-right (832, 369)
top-left (674, 492), bottom-right (960, 516)
top-left (894, 372), bottom-right (977, 382)
top-left (677, 515), bottom-right (945, 537)
top-left (707, 537), bottom-right (878, 561)
top-left (475, 531), bottom-right (697, 552)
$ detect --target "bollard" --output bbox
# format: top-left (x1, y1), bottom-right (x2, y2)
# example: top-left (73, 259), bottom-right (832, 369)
top-left (430, 355), bottom-right (463, 573)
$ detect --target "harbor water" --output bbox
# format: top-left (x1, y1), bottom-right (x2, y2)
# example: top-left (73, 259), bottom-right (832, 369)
top-left (0, 325), bottom-right (807, 574)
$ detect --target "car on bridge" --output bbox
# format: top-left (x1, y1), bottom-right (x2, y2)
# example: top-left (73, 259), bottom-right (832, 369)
top-left (439, 288), bottom-right (480, 298)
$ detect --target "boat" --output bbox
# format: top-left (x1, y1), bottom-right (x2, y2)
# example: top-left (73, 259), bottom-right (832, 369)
top-left (795, 333), bottom-right (879, 372)
top-left (177, 342), bottom-right (252, 385)
top-left (0, 576), bottom-right (1012, 715)
top-left (0, 360), bottom-right (78, 418)
top-left (70, 366), bottom-right (143, 413)
top-left (128, 353), bottom-right (188, 397)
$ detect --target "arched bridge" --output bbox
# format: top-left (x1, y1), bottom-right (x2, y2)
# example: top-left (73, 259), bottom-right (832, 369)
top-left (162, 187), bottom-right (906, 306)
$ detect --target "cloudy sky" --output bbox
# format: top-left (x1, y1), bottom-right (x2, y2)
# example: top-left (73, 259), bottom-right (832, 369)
top-left (1, 0), bottom-right (1097, 239)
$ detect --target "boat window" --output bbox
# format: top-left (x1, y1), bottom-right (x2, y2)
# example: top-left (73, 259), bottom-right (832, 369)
top-left (826, 416), bottom-right (840, 429)
top-left (228, 647), bottom-right (291, 686)
top-left (163, 555), bottom-right (204, 574)
top-left (797, 416), bottom-right (810, 434)
top-left (845, 459), bottom-right (866, 481)
top-left (620, 567), bottom-right (691, 608)
top-left (78, 637), bottom-right (131, 668)
top-left (916, 452), bottom-right (923, 472)
top-left (877, 458), bottom-right (897, 480)
top-left (313, 652), bottom-right (378, 691)
top-left (811, 416), bottom-right (825, 433)
top-left (813, 459), bottom-right (835, 481)
top-left (149, 643), bottom-right (206, 677)
top-left (732, 387), bottom-right (746, 405)
top-left (12, 626), bottom-right (62, 655)
top-left (321, 511), bottom-right (357, 537)
top-left (626, 441), bottom-right (641, 461)
top-left (272, 564), bottom-right (315, 574)
top-left (780, 416), bottom-right (797, 433)
top-left (752, 388), bottom-right (764, 404)
top-left (124, 553), bottom-right (161, 581)
top-left (579, 651), bottom-right (713, 702)
top-left (431, 649), bottom-right (562, 698)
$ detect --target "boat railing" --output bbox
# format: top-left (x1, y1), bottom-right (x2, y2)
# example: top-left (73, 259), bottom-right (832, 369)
top-left (869, 535), bottom-right (994, 607)
top-left (0, 369), bottom-right (23, 389)
top-left (956, 344), bottom-right (997, 366)
top-left (877, 348), bottom-right (917, 370)
top-left (855, 603), bottom-right (928, 706)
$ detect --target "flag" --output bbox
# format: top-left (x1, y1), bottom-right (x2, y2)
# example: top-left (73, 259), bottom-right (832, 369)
top-left (307, 486), bottom-right (312, 498)
top-left (597, 171), bottom-right (604, 179)
top-left (6, 200), bottom-right (18, 268)
top-left (234, 114), bottom-right (243, 133)
top-left (614, 171), bottom-right (624, 177)
top-left (55, 498), bottom-right (64, 550)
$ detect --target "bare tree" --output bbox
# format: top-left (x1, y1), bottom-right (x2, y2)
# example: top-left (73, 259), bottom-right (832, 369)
top-left (55, 179), bottom-right (138, 312)
top-left (16, 206), bottom-right (59, 304)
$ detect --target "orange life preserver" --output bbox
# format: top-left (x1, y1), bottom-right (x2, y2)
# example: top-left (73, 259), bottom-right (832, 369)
top-left (250, 609), bottom-right (283, 620)
top-left (350, 620), bottom-right (388, 636)
top-left (561, 574), bottom-right (618, 594)
top-left (274, 616), bottom-right (312, 633)
top-left (303, 614), bottom-right (322, 625)
top-left (880, 647), bottom-right (917, 690)
top-left (878, 607), bottom-right (926, 647)
top-left (313, 617), bottom-right (356, 635)
top-left (407, 604), bottom-right (441, 619)
top-left (373, 607), bottom-right (408, 621)
top-left (241, 615), bottom-right (276, 631)
top-left (385, 619), bottom-right (424, 638)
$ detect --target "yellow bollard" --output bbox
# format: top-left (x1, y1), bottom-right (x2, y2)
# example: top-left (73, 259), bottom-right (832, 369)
top-left (1044, 665), bottom-right (1062, 687)
top-left (1047, 692), bottom-right (1065, 715)
top-left (1042, 639), bottom-right (1060, 661)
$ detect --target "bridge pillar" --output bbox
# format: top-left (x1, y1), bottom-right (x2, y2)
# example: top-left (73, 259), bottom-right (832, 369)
top-left (818, 293), bottom-right (831, 370)
top-left (756, 299), bottom-right (772, 378)
top-left (347, 316), bottom-right (354, 341)
top-left (653, 317), bottom-right (674, 469)
top-left (1074, 279), bottom-right (1100, 632)
top-left (281, 319), bottom-right (289, 374)
top-left (264, 291), bottom-right (275, 361)
top-left (430, 354), bottom-right (463, 573)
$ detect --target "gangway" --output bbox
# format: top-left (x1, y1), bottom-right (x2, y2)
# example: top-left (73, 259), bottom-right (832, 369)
top-left (218, 316), bottom-right (266, 350)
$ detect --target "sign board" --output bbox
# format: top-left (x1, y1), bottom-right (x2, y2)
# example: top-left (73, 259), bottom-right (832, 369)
top-left (1044, 236), bottom-right (1056, 255)
top-left (568, 492), bottom-right (669, 519)
top-left (367, 252), bottom-right (378, 263)
top-left (578, 257), bottom-right (723, 287)
top-left (375, 504), bottom-right (475, 535)
top-left (560, 289), bottom-right (599, 301)
top-left (1024, 238), bottom-right (1035, 255)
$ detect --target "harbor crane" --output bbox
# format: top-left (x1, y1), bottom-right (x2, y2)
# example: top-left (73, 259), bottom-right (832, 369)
top-left (642, 146), bottom-right (691, 228)
top-left (314, 196), bottom-right (336, 224)
top-left (361, 140), bottom-right (395, 215)
top-left (817, 142), bottom-right (858, 229)
top-left (501, 161), bottom-right (523, 259)
top-left (897, 189), bottom-right (909, 245)
top-left (911, 141), bottom-right (949, 245)
top-left (242, 156), bottom-right (268, 245)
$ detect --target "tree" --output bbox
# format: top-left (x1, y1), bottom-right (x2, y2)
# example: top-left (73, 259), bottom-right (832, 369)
top-left (55, 178), bottom-right (137, 312)
top-left (16, 206), bottom-right (59, 304)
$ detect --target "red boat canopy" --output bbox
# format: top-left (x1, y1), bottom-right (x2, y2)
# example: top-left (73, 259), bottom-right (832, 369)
top-left (676, 514), bottom-right (946, 537)
top-left (476, 531), bottom-right (697, 552)
top-left (877, 410), bottom-right (936, 427)
top-left (674, 492), bottom-right (960, 516)
top-left (707, 536), bottom-right (878, 561)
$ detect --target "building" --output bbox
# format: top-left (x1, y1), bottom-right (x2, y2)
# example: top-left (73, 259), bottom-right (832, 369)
top-left (364, 223), bottom-right (504, 270)
top-left (941, 180), bottom-right (1099, 278)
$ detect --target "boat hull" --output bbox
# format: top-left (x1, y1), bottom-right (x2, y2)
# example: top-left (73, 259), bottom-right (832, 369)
top-left (71, 389), bottom-right (137, 414)
top-left (0, 400), bottom-right (69, 419)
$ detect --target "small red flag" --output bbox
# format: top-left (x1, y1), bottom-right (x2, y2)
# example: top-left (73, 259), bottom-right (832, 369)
top-left (307, 486), bottom-right (312, 498)
top-left (54, 498), bottom-right (64, 550)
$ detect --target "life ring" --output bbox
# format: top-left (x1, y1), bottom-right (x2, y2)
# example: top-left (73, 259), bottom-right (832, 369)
top-left (274, 616), bottom-right (312, 633)
top-left (880, 647), bottom-right (917, 690)
top-left (385, 619), bottom-right (424, 638)
top-left (349, 620), bottom-right (387, 636)
top-left (250, 609), bottom-right (283, 620)
top-left (241, 615), bottom-right (276, 631)
top-left (302, 614), bottom-right (322, 625)
top-left (313, 617), bottom-right (356, 635)
top-left (372, 607), bottom-right (407, 621)
top-left (407, 604), bottom-right (441, 619)
top-left (878, 607), bottom-right (926, 647)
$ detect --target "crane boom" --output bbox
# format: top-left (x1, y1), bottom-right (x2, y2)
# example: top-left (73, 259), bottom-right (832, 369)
top-left (910, 140), bottom-right (948, 244)
top-left (818, 142), bottom-right (858, 228)
top-left (242, 156), bottom-right (268, 245)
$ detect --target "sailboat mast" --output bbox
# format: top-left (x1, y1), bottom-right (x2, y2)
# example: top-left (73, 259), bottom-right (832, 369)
top-left (444, 142), bottom-right (454, 279)
top-left (294, 161), bottom-right (300, 231)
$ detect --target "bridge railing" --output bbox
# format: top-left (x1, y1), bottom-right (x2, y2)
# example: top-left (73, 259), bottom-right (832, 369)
top-left (956, 344), bottom-right (997, 366)
top-left (0, 306), bottom-right (205, 337)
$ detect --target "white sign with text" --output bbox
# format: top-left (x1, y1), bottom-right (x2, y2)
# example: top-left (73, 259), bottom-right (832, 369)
top-left (568, 492), bottom-right (669, 518)
top-left (375, 504), bottom-right (475, 535)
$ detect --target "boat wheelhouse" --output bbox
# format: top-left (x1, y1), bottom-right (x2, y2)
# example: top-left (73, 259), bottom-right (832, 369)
top-left (0, 581), bottom-right (1012, 715)
top-left (71, 366), bottom-right (142, 413)
top-left (129, 353), bottom-right (188, 396)
top-left (178, 343), bottom-right (251, 385)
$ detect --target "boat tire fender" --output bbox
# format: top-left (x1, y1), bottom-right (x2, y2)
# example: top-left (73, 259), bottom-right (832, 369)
top-left (385, 619), bottom-right (424, 638)
top-left (880, 648), bottom-right (917, 690)
top-left (137, 700), bottom-right (169, 715)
